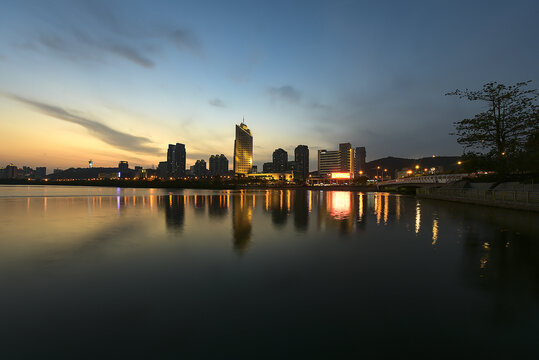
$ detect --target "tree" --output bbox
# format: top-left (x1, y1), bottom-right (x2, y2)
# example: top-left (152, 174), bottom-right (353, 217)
top-left (446, 81), bottom-right (538, 167)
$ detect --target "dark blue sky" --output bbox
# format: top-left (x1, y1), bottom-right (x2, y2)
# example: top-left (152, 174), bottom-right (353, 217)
top-left (1, 0), bottom-right (538, 168)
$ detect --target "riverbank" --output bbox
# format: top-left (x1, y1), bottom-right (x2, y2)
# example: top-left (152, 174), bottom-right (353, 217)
top-left (417, 183), bottom-right (539, 212)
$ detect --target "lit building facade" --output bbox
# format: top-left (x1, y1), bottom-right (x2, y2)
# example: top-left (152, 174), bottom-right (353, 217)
top-left (318, 150), bottom-right (341, 175)
top-left (233, 122), bottom-right (253, 175)
top-left (339, 143), bottom-right (354, 174)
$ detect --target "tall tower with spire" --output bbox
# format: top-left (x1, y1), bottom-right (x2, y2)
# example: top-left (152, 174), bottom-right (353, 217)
top-left (233, 120), bottom-right (253, 175)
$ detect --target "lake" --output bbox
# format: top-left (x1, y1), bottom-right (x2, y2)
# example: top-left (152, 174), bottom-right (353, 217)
top-left (1, 185), bottom-right (538, 358)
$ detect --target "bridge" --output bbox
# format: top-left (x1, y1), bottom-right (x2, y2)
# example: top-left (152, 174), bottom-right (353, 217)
top-left (377, 174), bottom-right (471, 190)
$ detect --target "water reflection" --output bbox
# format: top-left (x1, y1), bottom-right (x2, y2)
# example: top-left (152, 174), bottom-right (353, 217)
top-left (2, 186), bottom-right (539, 357)
top-left (232, 192), bottom-right (252, 254)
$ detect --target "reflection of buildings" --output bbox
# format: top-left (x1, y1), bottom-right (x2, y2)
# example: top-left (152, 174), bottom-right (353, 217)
top-left (232, 192), bottom-right (253, 254)
top-left (208, 195), bottom-right (228, 218)
top-left (293, 190), bottom-right (309, 231)
top-left (161, 195), bottom-right (185, 230)
top-left (271, 190), bottom-right (289, 227)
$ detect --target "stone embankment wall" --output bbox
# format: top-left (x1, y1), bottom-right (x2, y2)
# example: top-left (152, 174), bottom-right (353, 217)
top-left (416, 182), bottom-right (539, 212)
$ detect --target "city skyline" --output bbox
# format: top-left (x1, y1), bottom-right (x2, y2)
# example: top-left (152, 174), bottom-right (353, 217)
top-left (1, 0), bottom-right (539, 170)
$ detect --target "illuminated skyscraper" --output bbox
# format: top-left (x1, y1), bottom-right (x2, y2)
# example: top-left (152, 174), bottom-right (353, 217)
top-left (339, 143), bottom-right (354, 174)
top-left (233, 122), bottom-right (253, 175)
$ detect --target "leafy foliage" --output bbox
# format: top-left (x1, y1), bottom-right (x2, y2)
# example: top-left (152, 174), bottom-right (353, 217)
top-left (447, 81), bottom-right (538, 172)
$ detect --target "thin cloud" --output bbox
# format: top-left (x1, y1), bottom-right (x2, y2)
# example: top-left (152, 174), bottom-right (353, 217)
top-left (106, 43), bottom-right (154, 68)
top-left (169, 28), bottom-right (202, 55)
top-left (17, 2), bottom-right (202, 68)
top-left (7, 94), bottom-right (161, 155)
top-left (209, 98), bottom-right (226, 108)
top-left (268, 85), bottom-right (302, 104)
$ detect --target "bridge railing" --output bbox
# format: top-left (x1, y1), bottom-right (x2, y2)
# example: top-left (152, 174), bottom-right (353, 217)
top-left (379, 174), bottom-right (471, 186)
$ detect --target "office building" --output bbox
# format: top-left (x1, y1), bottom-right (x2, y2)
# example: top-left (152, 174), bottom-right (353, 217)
top-left (118, 161), bottom-right (129, 177)
top-left (339, 143), bottom-right (354, 174)
top-left (233, 122), bottom-right (253, 175)
top-left (272, 148), bottom-right (288, 172)
top-left (209, 154), bottom-right (229, 176)
top-left (167, 143), bottom-right (186, 177)
top-left (294, 145), bottom-right (309, 180)
top-left (355, 147), bottom-right (366, 175)
top-left (318, 150), bottom-right (341, 175)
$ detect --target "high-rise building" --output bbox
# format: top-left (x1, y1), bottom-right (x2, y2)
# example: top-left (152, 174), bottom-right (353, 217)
top-left (209, 154), bottom-right (229, 176)
top-left (272, 148), bottom-right (288, 172)
top-left (339, 143), bottom-right (354, 174)
top-left (318, 143), bottom-right (356, 176)
top-left (193, 160), bottom-right (208, 177)
top-left (233, 122), bottom-right (253, 175)
top-left (294, 145), bottom-right (309, 180)
top-left (118, 161), bottom-right (129, 177)
top-left (355, 147), bottom-right (366, 175)
top-left (167, 143), bottom-right (186, 177)
top-left (318, 150), bottom-right (341, 175)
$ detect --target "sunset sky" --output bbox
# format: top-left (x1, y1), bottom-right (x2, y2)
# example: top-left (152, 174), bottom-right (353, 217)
top-left (1, 0), bottom-right (538, 171)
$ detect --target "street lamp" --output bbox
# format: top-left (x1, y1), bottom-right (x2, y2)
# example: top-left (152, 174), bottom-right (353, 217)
top-left (384, 168), bottom-right (388, 180)
top-left (376, 166), bottom-right (380, 181)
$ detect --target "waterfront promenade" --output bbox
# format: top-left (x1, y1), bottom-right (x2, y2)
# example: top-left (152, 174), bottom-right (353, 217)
top-left (417, 184), bottom-right (539, 212)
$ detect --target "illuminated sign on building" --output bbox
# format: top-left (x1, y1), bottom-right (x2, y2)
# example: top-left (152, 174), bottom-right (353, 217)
top-left (331, 172), bottom-right (351, 179)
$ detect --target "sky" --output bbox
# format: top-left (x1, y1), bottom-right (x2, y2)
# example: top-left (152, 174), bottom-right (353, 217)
top-left (1, 0), bottom-right (538, 171)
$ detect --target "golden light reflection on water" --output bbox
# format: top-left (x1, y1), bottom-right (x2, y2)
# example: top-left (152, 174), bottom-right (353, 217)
top-left (396, 196), bottom-right (400, 222)
top-left (329, 191), bottom-right (351, 220)
top-left (358, 193), bottom-right (364, 222)
top-left (415, 201), bottom-right (421, 234)
top-left (432, 218), bottom-right (439, 245)
top-left (383, 193), bottom-right (389, 225)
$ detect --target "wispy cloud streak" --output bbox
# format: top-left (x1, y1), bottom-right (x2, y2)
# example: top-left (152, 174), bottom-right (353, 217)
top-left (7, 94), bottom-right (161, 155)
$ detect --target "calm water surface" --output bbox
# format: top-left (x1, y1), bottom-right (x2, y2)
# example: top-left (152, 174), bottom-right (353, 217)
top-left (1, 185), bottom-right (539, 358)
